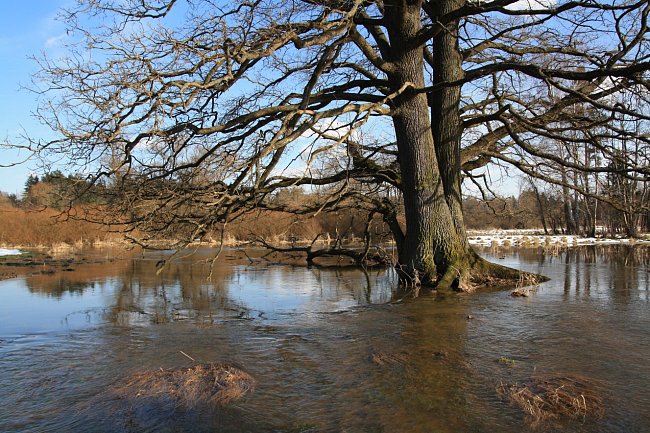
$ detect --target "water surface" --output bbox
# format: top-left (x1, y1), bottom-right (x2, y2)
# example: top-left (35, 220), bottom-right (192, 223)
top-left (0, 246), bottom-right (649, 432)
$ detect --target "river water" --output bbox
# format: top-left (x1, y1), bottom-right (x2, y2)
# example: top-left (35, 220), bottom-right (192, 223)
top-left (0, 246), bottom-right (649, 432)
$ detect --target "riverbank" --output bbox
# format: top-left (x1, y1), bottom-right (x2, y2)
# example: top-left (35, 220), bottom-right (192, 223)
top-left (467, 229), bottom-right (650, 248)
top-left (3, 229), bottom-right (650, 259)
top-left (0, 238), bottom-right (131, 256)
top-left (0, 245), bottom-right (130, 282)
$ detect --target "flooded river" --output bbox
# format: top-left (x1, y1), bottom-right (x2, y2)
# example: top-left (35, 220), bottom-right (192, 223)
top-left (0, 246), bottom-right (649, 432)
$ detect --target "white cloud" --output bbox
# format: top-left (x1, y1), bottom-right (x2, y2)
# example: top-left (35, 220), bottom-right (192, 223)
top-left (505, 0), bottom-right (557, 11)
top-left (45, 32), bottom-right (67, 48)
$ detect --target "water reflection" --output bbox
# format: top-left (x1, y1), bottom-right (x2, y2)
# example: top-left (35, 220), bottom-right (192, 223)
top-left (24, 260), bottom-right (129, 298)
top-left (14, 249), bottom-right (396, 329)
top-left (556, 247), bottom-right (650, 303)
top-left (480, 245), bottom-right (650, 303)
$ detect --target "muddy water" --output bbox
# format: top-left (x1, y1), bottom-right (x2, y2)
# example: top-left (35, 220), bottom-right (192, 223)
top-left (0, 246), bottom-right (649, 432)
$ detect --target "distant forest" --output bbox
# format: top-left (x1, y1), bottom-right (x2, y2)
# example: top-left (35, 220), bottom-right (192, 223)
top-left (0, 171), bottom-right (648, 247)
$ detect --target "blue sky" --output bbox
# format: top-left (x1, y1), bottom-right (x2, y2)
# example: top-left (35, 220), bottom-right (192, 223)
top-left (0, 1), bottom-right (71, 195)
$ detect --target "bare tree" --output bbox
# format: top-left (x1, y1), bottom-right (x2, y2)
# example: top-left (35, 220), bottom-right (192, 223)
top-left (26, 0), bottom-right (650, 290)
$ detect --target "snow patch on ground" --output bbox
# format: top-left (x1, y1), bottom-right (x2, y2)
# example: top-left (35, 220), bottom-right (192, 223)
top-left (468, 230), bottom-right (650, 248)
top-left (0, 248), bottom-right (22, 256)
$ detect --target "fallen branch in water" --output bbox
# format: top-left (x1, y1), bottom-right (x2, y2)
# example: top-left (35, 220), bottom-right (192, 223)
top-left (254, 233), bottom-right (392, 267)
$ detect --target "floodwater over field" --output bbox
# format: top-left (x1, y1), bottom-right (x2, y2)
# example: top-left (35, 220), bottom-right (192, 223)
top-left (1, 246), bottom-right (649, 432)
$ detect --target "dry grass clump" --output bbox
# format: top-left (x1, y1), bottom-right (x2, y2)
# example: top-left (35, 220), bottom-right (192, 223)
top-left (497, 375), bottom-right (605, 422)
top-left (114, 363), bottom-right (254, 407)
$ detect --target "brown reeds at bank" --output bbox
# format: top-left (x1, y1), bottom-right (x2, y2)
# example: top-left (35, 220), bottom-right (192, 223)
top-left (0, 204), bottom-right (121, 247)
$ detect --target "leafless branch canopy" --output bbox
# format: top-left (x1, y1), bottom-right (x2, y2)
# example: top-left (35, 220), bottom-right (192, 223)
top-left (28, 0), bottom-right (650, 245)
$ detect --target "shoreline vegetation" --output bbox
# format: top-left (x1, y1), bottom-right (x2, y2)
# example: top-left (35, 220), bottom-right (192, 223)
top-left (2, 229), bottom-right (649, 256)
top-left (2, 187), bottom-right (649, 290)
top-left (0, 204), bottom-right (647, 251)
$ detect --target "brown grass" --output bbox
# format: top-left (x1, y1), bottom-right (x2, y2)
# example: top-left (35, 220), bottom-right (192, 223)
top-left (497, 375), bottom-right (605, 422)
top-left (113, 363), bottom-right (254, 407)
top-left (0, 205), bottom-right (120, 247)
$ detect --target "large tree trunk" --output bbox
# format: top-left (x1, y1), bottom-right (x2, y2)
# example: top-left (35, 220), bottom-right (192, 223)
top-left (385, 0), bottom-right (535, 290)
top-left (385, 0), bottom-right (456, 286)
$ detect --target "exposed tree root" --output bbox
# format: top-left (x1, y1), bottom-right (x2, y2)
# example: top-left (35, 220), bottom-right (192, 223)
top-left (462, 253), bottom-right (548, 292)
top-left (418, 250), bottom-right (548, 292)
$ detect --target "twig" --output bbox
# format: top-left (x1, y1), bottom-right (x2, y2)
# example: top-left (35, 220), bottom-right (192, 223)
top-left (180, 350), bottom-right (196, 362)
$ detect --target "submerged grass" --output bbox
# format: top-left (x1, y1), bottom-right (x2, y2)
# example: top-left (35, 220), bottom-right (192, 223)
top-left (497, 375), bottom-right (605, 422)
top-left (497, 356), bottom-right (516, 367)
top-left (114, 363), bottom-right (254, 407)
top-left (370, 351), bottom-right (410, 367)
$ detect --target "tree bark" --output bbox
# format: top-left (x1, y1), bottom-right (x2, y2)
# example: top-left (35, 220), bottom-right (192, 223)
top-left (429, 0), bottom-right (474, 288)
top-left (385, 0), bottom-right (456, 285)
